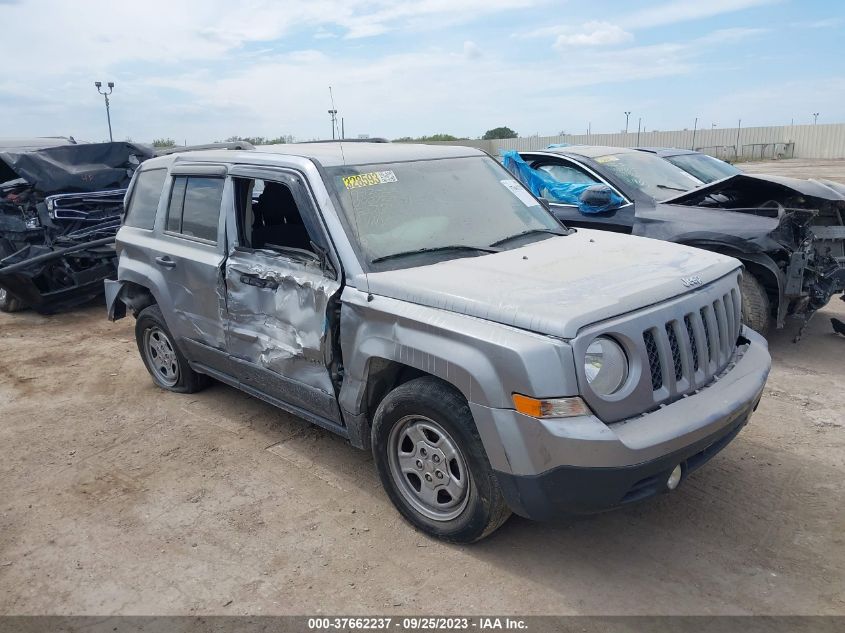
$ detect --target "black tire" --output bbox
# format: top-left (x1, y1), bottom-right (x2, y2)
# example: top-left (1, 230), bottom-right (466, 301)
top-left (371, 376), bottom-right (511, 543)
top-left (0, 287), bottom-right (26, 313)
top-left (740, 272), bottom-right (771, 336)
top-left (135, 304), bottom-right (210, 393)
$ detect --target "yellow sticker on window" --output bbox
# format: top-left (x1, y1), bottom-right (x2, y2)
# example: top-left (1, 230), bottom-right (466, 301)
top-left (342, 170), bottom-right (398, 189)
top-left (595, 155), bottom-right (619, 163)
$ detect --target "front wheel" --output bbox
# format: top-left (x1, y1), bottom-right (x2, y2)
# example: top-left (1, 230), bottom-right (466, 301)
top-left (0, 287), bottom-right (26, 313)
top-left (135, 304), bottom-right (209, 393)
top-left (740, 272), bottom-right (771, 336)
top-left (371, 377), bottom-right (511, 543)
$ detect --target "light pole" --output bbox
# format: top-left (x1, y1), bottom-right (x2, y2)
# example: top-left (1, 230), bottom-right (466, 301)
top-left (328, 109), bottom-right (338, 139)
top-left (691, 116), bottom-right (698, 150)
top-left (813, 112), bottom-right (819, 125)
top-left (624, 111), bottom-right (631, 133)
top-left (94, 81), bottom-right (114, 142)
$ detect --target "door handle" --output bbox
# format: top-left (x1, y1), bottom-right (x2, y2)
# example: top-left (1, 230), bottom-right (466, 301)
top-left (240, 273), bottom-right (278, 290)
top-left (155, 256), bottom-right (177, 269)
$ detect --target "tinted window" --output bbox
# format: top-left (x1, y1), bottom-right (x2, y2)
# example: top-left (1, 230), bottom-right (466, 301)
top-left (591, 152), bottom-right (701, 200)
top-left (166, 176), bottom-right (223, 242)
top-left (666, 153), bottom-right (741, 184)
top-left (538, 164), bottom-right (598, 185)
top-left (124, 169), bottom-right (167, 229)
top-left (166, 177), bottom-right (186, 233)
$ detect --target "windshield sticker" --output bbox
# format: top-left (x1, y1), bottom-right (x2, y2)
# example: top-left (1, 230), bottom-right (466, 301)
top-left (595, 155), bottom-right (619, 163)
top-left (500, 179), bottom-right (539, 207)
top-left (342, 170), bottom-right (398, 190)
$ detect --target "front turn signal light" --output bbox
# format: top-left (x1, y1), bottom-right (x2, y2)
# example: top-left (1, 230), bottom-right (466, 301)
top-left (512, 394), bottom-right (591, 419)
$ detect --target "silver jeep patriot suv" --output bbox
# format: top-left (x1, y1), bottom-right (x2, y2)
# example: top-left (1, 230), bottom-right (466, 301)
top-left (106, 142), bottom-right (771, 542)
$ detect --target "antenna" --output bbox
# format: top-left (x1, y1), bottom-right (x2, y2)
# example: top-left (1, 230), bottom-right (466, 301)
top-left (330, 86), bottom-right (372, 301)
top-left (328, 86), bottom-right (340, 141)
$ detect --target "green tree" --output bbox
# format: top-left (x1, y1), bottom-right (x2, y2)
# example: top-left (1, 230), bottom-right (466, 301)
top-left (482, 126), bottom-right (518, 140)
top-left (393, 133), bottom-right (465, 142)
top-left (152, 138), bottom-right (176, 148)
top-left (224, 135), bottom-right (295, 145)
top-left (420, 133), bottom-right (459, 141)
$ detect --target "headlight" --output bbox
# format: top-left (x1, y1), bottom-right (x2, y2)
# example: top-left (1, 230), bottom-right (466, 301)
top-left (584, 336), bottom-right (629, 396)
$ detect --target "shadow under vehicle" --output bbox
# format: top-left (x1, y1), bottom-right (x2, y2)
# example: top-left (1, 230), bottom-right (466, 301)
top-left (0, 140), bottom-right (153, 313)
top-left (505, 146), bottom-right (845, 337)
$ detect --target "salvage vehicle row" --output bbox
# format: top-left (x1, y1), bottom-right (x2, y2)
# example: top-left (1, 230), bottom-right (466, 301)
top-left (504, 146), bottom-right (845, 336)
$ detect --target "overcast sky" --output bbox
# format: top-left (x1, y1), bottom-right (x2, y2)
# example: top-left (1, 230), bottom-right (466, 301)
top-left (0, 0), bottom-right (842, 144)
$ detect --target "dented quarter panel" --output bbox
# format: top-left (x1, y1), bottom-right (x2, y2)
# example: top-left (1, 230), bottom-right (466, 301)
top-left (337, 283), bottom-right (580, 467)
top-left (636, 202), bottom-right (786, 252)
top-left (338, 283), bottom-right (580, 410)
top-left (115, 227), bottom-right (175, 314)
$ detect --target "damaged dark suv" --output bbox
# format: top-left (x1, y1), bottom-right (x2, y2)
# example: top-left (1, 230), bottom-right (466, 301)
top-left (0, 140), bottom-right (152, 313)
top-left (505, 147), bottom-right (845, 336)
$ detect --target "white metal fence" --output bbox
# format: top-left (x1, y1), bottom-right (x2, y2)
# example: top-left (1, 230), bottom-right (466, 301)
top-left (424, 123), bottom-right (845, 160)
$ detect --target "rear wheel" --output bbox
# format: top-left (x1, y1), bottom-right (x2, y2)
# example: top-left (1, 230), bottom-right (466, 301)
top-left (0, 287), bottom-right (26, 313)
top-left (372, 376), bottom-right (511, 543)
top-left (740, 272), bottom-right (771, 336)
top-left (135, 304), bottom-right (209, 393)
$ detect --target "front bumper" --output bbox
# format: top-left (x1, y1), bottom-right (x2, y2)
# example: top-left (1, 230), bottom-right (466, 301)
top-left (470, 329), bottom-right (771, 520)
top-left (495, 399), bottom-right (757, 519)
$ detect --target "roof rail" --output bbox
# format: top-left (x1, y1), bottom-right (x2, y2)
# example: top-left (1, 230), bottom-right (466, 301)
top-left (155, 141), bottom-right (256, 156)
top-left (296, 138), bottom-right (390, 144)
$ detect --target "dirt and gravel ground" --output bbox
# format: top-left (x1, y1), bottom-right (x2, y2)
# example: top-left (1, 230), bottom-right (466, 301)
top-left (0, 159), bottom-right (844, 616)
top-left (741, 157), bottom-right (845, 180)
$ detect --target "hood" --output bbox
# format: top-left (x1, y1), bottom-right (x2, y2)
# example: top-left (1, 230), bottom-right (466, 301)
top-left (661, 173), bottom-right (845, 208)
top-left (364, 229), bottom-right (740, 339)
top-left (0, 141), bottom-right (153, 195)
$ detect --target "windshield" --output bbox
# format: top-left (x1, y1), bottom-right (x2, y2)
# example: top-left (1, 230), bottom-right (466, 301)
top-left (665, 153), bottom-right (742, 183)
top-left (592, 151), bottom-right (702, 200)
top-left (327, 156), bottom-right (563, 269)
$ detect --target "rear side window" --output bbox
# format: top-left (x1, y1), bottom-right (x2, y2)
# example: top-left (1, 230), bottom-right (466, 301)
top-left (165, 176), bottom-right (224, 242)
top-left (124, 168), bottom-right (167, 229)
top-left (537, 164), bottom-right (598, 186)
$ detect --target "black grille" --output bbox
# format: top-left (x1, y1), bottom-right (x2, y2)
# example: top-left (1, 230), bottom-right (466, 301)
top-left (665, 323), bottom-right (683, 381)
top-left (642, 289), bottom-right (739, 398)
top-left (643, 330), bottom-right (662, 390)
top-left (684, 315), bottom-right (700, 371)
top-left (700, 307), bottom-right (712, 358)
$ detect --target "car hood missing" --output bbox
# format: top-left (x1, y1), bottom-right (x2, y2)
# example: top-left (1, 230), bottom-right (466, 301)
top-left (364, 229), bottom-right (740, 339)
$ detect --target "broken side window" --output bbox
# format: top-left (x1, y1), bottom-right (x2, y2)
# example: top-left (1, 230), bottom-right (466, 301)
top-left (233, 177), bottom-right (316, 255)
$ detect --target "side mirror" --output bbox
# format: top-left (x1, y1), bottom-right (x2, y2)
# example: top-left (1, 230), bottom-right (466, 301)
top-left (579, 185), bottom-right (615, 209)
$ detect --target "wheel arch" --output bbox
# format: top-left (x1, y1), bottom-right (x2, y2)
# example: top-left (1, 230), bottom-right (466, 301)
top-left (106, 279), bottom-right (159, 320)
top-left (680, 241), bottom-right (785, 325)
top-left (340, 353), bottom-right (477, 450)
